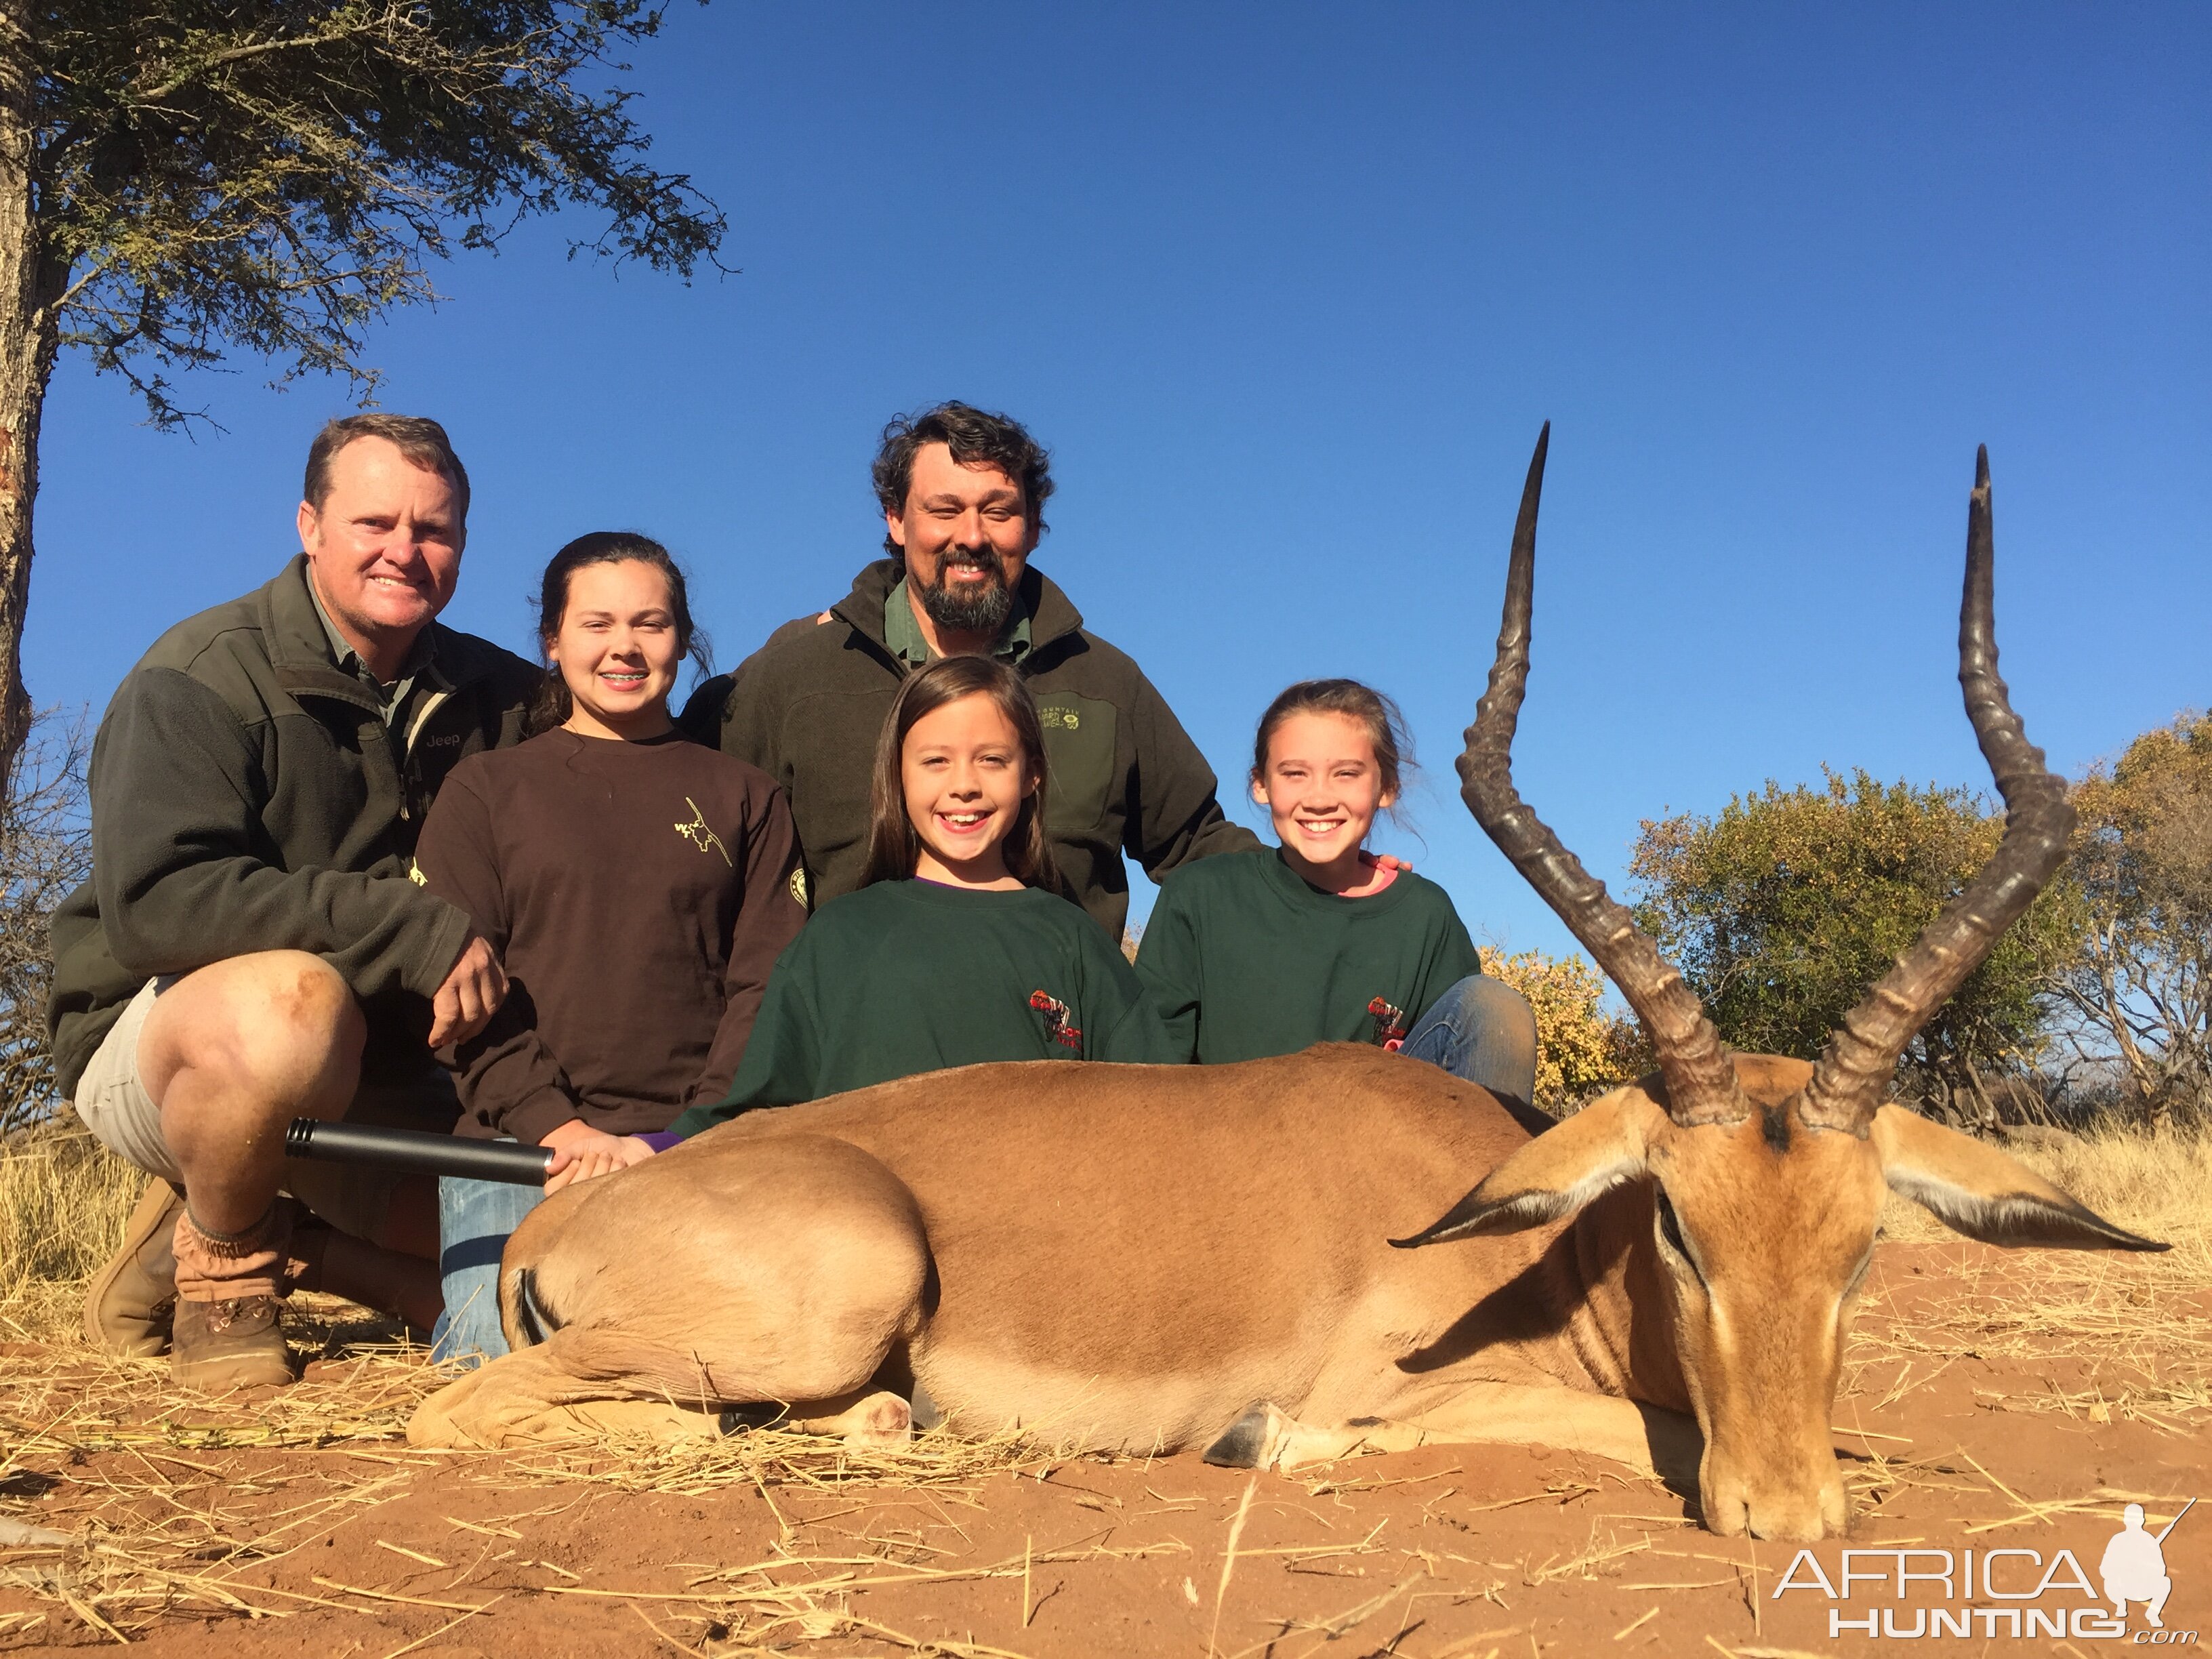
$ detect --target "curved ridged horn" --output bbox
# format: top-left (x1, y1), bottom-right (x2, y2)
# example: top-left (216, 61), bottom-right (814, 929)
top-left (1796, 448), bottom-right (2076, 1134)
top-left (1458, 426), bottom-right (1747, 1126)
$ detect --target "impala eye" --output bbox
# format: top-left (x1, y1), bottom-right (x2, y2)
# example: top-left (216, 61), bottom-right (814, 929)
top-left (1654, 1188), bottom-right (1704, 1284)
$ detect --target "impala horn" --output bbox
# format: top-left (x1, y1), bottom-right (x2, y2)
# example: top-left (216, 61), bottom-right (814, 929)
top-left (1458, 425), bottom-right (1748, 1127)
top-left (1794, 449), bottom-right (2076, 1135)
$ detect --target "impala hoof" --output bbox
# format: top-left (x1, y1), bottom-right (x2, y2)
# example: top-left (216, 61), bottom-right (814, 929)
top-left (1203, 1402), bottom-right (1278, 1469)
top-left (718, 1401), bottom-right (787, 1434)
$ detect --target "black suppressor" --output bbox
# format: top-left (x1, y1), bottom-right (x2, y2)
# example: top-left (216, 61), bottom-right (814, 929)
top-left (284, 1119), bottom-right (552, 1186)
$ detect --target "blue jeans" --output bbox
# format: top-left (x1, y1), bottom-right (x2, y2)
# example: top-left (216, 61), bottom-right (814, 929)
top-left (432, 1170), bottom-right (543, 1366)
top-left (1397, 975), bottom-right (1539, 1111)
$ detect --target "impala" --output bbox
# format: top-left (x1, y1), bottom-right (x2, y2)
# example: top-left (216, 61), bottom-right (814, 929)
top-left (411, 433), bottom-right (2160, 1542)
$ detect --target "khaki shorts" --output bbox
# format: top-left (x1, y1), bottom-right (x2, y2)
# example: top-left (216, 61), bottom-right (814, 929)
top-left (73, 977), bottom-right (459, 1242)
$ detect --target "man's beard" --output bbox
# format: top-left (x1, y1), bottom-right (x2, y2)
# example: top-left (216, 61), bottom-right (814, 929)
top-left (916, 550), bottom-right (1015, 637)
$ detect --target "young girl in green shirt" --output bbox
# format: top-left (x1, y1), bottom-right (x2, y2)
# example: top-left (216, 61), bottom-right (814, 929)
top-left (661, 655), bottom-right (1171, 1138)
top-left (1135, 679), bottom-right (1539, 1109)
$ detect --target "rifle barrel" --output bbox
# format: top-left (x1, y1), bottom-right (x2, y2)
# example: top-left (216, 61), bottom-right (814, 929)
top-left (2156, 1496), bottom-right (2195, 1544)
top-left (285, 1119), bottom-right (552, 1187)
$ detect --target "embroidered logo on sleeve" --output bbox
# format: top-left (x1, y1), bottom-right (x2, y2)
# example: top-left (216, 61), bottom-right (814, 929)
top-left (1029, 989), bottom-right (1084, 1050)
top-left (674, 797), bottom-right (733, 866)
top-left (788, 865), bottom-right (811, 909)
top-left (1366, 996), bottom-right (1408, 1046)
top-left (407, 859), bottom-right (427, 887)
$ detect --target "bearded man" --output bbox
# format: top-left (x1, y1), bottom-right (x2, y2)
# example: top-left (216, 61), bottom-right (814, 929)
top-left (682, 402), bottom-right (1257, 942)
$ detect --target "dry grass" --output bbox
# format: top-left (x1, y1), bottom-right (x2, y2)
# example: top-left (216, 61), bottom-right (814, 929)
top-left (0, 1124), bottom-right (142, 1344)
top-left (1839, 1115), bottom-right (2212, 1525)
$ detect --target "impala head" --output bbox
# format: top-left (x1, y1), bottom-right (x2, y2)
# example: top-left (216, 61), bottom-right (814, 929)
top-left (1397, 429), bottom-right (2165, 1542)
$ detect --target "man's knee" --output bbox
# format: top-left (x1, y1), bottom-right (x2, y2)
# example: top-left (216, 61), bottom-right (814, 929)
top-left (152, 951), bottom-right (366, 1099)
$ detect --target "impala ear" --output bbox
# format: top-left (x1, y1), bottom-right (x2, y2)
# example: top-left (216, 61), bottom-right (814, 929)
top-left (1869, 1105), bottom-right (2167, 1253)
top-left (1391, 1087), bottom-right (1663, 1248)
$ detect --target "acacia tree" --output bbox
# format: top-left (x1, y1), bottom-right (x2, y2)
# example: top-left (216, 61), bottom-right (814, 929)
top-left (0, 0), bottom-right (724, 787)
top-left (2044, 712), bottom-right (2212, 1120)
top-left (1629, 768), bottom-right (2083, 1124)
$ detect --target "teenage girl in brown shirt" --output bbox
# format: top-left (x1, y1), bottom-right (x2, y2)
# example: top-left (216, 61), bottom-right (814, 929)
top-left (413, 533), bottom-right (807, 1361)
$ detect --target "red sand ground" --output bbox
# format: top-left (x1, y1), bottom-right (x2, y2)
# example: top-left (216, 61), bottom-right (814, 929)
top-left (3, 1239), bottom-right (2206, 1657)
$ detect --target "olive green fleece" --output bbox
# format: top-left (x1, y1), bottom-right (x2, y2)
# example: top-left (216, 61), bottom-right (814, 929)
top-left (1134, 851), bottom-right (1484, 1064)
top-left (678, 559), bottom-right (1260, 945)
top-left (668, 879), bottom-right (1176, 1137)
top-left (47, 557), bottom-right (542, 1093)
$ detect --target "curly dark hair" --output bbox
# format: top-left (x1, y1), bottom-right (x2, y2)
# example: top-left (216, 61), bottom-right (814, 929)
top-left (872, 402), bottom-right (1055, 555)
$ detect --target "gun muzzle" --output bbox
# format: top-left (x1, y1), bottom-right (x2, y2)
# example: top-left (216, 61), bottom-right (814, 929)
top-left (284, 1119), bottom-right (553, 1187)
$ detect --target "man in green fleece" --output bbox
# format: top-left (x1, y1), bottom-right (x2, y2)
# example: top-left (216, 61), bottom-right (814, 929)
top-left (680, 403), bottom-right (1259, 943)
top-left (48, 415), bottom-right (540, 1389)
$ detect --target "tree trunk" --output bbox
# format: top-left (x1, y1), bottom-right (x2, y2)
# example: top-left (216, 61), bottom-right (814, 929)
top-left (0, 1), bottom-right (62, 798)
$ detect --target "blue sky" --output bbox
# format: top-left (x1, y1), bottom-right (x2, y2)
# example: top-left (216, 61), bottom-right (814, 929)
top-left (29, 4), bottom-right (2209, 959)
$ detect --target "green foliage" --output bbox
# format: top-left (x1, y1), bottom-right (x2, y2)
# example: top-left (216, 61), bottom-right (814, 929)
top-left (1477, 946), bottom-right (1647, 1115)
top-left (2050, 712), bottom-right (2212, 1118)
top-left (27, 0), bottom-right (726, 423)
top-left (1628, 769), bottom-right (2081, 1103)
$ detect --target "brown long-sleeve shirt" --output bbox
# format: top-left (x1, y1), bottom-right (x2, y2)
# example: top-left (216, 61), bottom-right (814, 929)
top-left (413, 727), bottom-right (808, 1143)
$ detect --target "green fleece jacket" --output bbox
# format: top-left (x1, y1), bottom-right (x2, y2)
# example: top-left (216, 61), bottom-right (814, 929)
top-left (678, 560), bottom-right (1260, 944)
top-left (1134, 851), bottom-right (1484, 1064)
top-left (668, 878), bottom-right (1175, 1137)
top-left (47, 557), bottom-right (541, 1093)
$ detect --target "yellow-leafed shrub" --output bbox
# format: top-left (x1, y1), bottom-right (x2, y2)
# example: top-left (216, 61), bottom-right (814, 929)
top-left (1477, 946), bottom-right (1648, 1115)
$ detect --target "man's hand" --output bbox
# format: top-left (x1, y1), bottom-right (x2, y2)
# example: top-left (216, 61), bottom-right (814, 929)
top-left (429, 934), bottom-right (508, 1048)
top-left (539, 1120), bottom-right (656, 1193)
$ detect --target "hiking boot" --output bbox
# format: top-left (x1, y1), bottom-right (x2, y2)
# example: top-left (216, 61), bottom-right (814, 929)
top-left (170, 1202), bottom-right (294, 1391)
top-left (171, 1296), bottom-right (292, 1391)
top-left (81, 1177), bottom-right (184, 1357)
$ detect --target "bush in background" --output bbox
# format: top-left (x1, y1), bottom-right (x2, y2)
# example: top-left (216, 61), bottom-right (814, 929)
top-left (1477, 945), bottom-right (1647, 1115)
top-left (2046, 712), bottom-right (2212, 1124)
top-left (0, 711), bottom-right (89, 1133)
top-left (1627, 768), bottom-right (2080, 1126)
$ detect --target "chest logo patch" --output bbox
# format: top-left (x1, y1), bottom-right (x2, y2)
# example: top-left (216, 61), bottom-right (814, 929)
top-left (1366, 996), bottom-right (1408, 1046)
top-left (675, 797), bottom-right (733, 866)
top-left (1029, 989), bottom-right (1084, 1051)
top-left (788, 865), bottom-right (811, 909)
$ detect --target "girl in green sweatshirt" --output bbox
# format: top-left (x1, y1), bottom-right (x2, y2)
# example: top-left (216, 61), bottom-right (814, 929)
top-left (1134, 680), bottom-right (1539, 1109)
top-left (664, 655), bottom-right (1172, 1139)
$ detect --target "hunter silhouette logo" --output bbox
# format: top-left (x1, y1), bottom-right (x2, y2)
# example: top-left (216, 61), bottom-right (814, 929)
top-left (1029, 990), bottom-right (1082, 1050)
top-left (2104, 1499), bottom-right (2189, 1630)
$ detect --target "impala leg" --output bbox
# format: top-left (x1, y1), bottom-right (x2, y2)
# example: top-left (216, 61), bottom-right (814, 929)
top-left (407, 1341), bottom-right (724, 1448)
top-left (409, 1340), bottom-right (918, 1451)
top-left (731, 1387), bottom-right (915, 1447)
top-left (1395, 1382), bottom-right (1700, 1487)
top-left (1204, 1401), bottom-right (1429, 1470)
top-left (409, 1132), bottom-right (935, 1451)
top-left (1203, 1385), bottom-right (1700, 1490)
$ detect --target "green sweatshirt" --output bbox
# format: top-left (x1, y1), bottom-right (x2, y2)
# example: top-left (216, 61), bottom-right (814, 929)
top-left (670, 879), bottom-right (1174, 1136)
top-left (1134, 851), bottom-right (1483, 1064)
top-left (678, 558), bottom-right (1261, 945)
